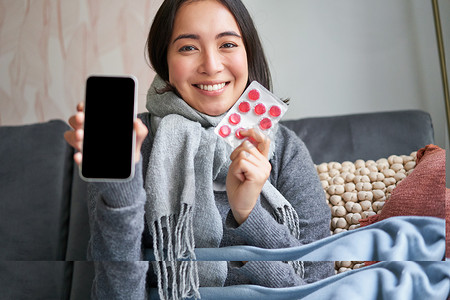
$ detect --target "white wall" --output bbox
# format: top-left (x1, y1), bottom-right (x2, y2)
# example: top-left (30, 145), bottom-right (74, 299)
top-left (243, 0), bottom-right (450, 149)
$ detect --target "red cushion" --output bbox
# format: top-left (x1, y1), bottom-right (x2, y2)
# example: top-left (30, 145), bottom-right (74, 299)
top-left (359, 144), bottom-right (446, 224)
top-left (359, 144), bottom-right (447, 263)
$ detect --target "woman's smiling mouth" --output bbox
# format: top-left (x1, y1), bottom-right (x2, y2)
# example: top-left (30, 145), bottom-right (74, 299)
top-left (194, 82), bottom-right (228, 92)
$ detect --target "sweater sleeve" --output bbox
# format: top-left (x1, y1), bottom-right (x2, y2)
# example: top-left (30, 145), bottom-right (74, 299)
top-left (86, 159), bottom-right (147, 261)
top-left (224, 127), bottom-right (332, 247)
top-left (272, 127), bottom-right (335, 283)
top-left (86, 159), bottom-right (149, 299)
top-left (224, 126), bottom-right (334, 283)
top-left (273, 127), bottom-right (331, 245)
top-left (225, 261), bottom-right (304, 288)
top-left (91, 261), bottom-right (149, 300)
top-left (225, 199), bottom-right (302, 248)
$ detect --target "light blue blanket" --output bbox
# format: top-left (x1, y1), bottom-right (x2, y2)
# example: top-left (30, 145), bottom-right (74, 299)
top-left (148, 261), bottom-right (450, 300)
top-left (145, 216), bottom-right (445, 261)
top-left (146, 216), bottom-right (448, 299)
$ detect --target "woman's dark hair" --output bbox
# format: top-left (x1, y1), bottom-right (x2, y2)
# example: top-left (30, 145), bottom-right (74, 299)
top-left (146, 0), bottom-right (272, 92)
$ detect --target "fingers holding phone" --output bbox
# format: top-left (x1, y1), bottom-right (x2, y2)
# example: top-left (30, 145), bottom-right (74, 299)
top-left (64, 103), bottom-right (85, 164)
top-left (133, 118), bottom-right (148, 164)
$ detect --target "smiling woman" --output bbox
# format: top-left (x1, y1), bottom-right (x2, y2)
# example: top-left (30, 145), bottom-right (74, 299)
top-left (64, 0), bottom-right (334, 299)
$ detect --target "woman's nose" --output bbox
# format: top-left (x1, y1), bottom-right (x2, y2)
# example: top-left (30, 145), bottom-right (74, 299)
top-left (198, 49), bottom-right (224, 75)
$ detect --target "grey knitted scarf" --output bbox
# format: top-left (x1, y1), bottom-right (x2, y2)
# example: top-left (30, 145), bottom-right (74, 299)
top-left (145, 75), bottom-right (303, 300)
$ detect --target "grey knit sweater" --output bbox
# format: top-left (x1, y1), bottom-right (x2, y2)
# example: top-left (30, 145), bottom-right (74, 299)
top-left (87, 112), bottom-right (334, 299)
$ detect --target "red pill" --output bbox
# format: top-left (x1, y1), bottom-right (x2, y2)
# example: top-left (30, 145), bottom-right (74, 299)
top-left (269, 105), bottom-right (282, 117)
top-left (259, 118), bottom-right (272, 130)
top-left (238, 101), bottom-right (251, 113)
top-left (218, 125), bottom-right (231, 137)
top-left (254, 103), bottom-right (266, 115)
top-left (235, 128), bottom-right (245, 139)
top-left (248, 89), bottom-right (260, 101)
top-left (229, 113), bottom-right (241, 125)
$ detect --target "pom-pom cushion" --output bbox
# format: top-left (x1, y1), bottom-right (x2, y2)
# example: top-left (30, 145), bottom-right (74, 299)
top-left (315, 144), bottom-right (447, 272)
top-left (316, 152), bottom-right (418, 235)
top-left (316, 151), bottom-right (417, 272)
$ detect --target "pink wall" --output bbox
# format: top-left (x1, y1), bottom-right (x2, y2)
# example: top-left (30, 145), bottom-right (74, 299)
top-left (0, 0), bottom-right (163, 126)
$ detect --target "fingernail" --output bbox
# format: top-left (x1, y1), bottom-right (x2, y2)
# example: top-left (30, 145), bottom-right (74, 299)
top-left (239, 128), bottom-right (248, 134)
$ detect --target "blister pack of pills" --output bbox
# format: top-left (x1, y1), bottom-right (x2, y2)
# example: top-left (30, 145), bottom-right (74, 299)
top-left (214, 81), bottom-right (288, 149)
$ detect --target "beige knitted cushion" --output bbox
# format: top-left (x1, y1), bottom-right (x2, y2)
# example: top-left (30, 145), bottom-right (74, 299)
top-left (315, 152), bottom-right (417, 273)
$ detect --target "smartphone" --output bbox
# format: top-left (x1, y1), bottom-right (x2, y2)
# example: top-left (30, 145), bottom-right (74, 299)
top-left (80, 75), bottom-right (138, 182)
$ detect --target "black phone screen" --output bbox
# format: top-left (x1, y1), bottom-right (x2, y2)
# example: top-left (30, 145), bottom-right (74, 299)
top-left (81, 76), bottom-right (136, 181)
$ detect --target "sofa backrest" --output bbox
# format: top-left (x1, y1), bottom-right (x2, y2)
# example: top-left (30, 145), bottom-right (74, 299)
top-left (281, 110), bottom-right (435, 164)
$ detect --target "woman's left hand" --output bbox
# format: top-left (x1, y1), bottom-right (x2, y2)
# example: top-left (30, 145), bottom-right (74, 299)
top-left (226, 128), bottom-right (272, 225)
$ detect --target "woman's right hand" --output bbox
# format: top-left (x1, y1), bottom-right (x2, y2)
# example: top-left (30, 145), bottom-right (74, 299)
top-left (63, 102), bottom-right (148, 165)
top-left (64, 103), bottom-right (85, 165)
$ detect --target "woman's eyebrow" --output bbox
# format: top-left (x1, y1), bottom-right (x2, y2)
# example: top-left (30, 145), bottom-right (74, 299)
top-left (216, 31), bottom-right (241, 39)
top-left (172, 34), bottom-right (200, 44)
top-left (172, 31), bottom-right (241, 44)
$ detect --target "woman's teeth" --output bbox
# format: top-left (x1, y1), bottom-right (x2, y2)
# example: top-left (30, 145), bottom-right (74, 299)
top-left (197, 83), bottom-right (226, 91)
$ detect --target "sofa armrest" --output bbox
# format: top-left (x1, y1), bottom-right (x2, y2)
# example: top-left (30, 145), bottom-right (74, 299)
top-left (0, 120), bottom-right (74, 260)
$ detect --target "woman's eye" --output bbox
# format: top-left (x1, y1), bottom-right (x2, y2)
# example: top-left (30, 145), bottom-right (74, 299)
top-left (179, 45), bottom-right (197, 52)
top-left (221, 43), bottom-right (237, 49)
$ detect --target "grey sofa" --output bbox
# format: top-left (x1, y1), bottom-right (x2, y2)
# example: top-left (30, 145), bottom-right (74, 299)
top-left (0, 110), bottom-right (434, 299)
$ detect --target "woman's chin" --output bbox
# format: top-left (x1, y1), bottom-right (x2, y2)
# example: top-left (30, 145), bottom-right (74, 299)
top-left (200, 106), bottom-right (230, 117)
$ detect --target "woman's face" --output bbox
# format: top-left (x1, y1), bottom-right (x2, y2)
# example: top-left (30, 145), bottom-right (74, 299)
top-left (167, 0), bottom-right (248, 116)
